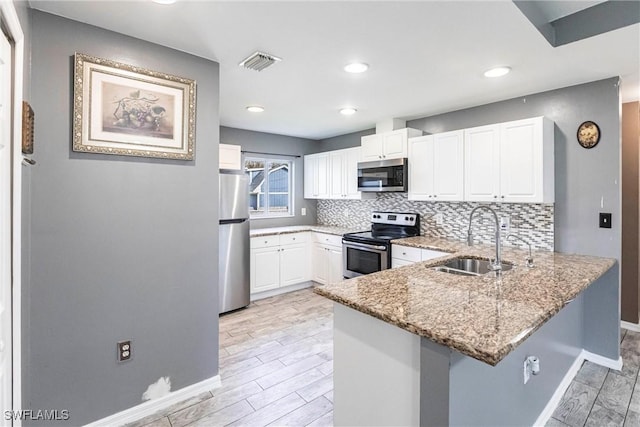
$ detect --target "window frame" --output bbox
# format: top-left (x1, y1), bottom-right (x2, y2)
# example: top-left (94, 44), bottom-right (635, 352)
top-left (244, 155), bottom-right (295, 219)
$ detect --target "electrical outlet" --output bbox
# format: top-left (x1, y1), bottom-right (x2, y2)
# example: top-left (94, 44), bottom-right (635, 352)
top-left (301, 208), bottom-right (307, 216)
top-left (433, 213), bottom-right (444, 225)
top-left (343, 208), bottom-right (349, 217)
top-left (117, 340), bottom-right (132, 362)
top-left (500, 216), bottom-right (510, 233)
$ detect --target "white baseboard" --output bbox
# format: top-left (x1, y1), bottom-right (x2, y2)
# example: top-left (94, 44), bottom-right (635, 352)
top-left (250, 281), bottom-right (313, 301)
top-left (84, 375), bottom-right (221, 427)
top-left (533, 349), bottom-right (623, 426)
top-left (621, 320), bottom-right (640, 332)
top-left (582, 350), bottom-right (623, 370)
top-left (533, 353), bottom-right (584, 427)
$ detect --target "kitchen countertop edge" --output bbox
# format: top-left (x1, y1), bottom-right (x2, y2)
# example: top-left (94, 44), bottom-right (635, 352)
top-left (314, 236), bottom-right (617, 366)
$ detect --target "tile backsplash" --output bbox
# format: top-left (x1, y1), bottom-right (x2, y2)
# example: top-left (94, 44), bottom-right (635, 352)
top-left (317, 193), bottom-right (554, 251)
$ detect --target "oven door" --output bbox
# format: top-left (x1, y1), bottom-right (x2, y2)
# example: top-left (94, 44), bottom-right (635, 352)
top-left (342, 240), bottom-right (389, 278)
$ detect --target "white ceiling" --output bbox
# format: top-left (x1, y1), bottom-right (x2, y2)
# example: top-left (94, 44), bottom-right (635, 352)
top-left (30, 1), bottom-right (640, 140)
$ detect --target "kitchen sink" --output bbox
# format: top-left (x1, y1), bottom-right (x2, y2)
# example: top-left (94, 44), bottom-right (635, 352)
top-left (432, 257), bottom-right (513, 276)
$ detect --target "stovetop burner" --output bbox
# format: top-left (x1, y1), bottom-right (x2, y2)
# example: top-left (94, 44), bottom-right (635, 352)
top-left (343, 211), bottom-right (420, 245)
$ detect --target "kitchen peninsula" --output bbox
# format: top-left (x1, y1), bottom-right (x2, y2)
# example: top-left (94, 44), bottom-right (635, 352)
top-left (315, 238), bottom-right (620, 426)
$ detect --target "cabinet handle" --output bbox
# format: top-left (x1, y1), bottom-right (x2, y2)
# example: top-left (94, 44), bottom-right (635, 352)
top-left (493, 195), bottom-right (498, 199)
top-left (292, 237), bottom-right (296, 240)
top-left (501, 195), bottom-right (505, 199)
top-left (264, 240), bottom-right (268, 243)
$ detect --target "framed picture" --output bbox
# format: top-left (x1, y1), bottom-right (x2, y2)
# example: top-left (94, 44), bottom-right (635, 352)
top-left (73, 53), bottom-right (196, 160)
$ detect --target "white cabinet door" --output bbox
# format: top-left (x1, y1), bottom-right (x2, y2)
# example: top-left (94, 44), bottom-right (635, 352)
top-left (251, 247), bottom-right (280, 293)
top-left (316, 153), bottom-right (330, 199)
top-left (344, 147), bottom-right (362, 199)
top-left (408, 135), bottom-right (434, 201)
top-left (329, 150), bottom-right (345, 199)
top-left (312, 243), bottom-right (328, 285)
top-left (500, 118), bottom-right (541, 203)
top-left (382, 130), bottom-right (407, 159)
top-left (464, 124), bottom-right (500, 202)
top-left (280, 244), bottom-right (309, 287)
top-left (304, 154), bottom-right (317, 199)
top-left (327, 246), bottom-right (344, 285)
top-left (433, 130), bottom-right (464, 201)
top-left (220, 144), bottom-right (242, 170)
top-left (361, 134), bottom-right (383, 161)
top-left (421, 249), bottom-right (449, 261)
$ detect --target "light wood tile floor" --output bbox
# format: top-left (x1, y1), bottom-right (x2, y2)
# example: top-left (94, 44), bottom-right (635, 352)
top-left (131, 288), bottom-right (334, 427)
top-left (130, 288), bottom-right (640, 427)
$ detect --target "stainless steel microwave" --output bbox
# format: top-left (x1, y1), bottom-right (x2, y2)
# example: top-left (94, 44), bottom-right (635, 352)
top-left (357, 158), bottom-right (408, 192)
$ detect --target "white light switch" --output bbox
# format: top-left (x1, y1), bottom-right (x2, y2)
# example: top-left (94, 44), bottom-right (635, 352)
top-left (301, 208), bottom-right (307, 216)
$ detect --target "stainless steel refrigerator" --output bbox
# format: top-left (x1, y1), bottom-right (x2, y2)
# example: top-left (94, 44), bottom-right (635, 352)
top-left (219, 171), bottom-right (250, 314)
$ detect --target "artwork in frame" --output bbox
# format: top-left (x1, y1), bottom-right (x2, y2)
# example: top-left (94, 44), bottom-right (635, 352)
top-left (73, 53), bottom-right (196, 160)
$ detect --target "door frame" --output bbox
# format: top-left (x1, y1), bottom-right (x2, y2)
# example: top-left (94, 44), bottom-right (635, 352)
top-left (0, 0), bottom-right (24, 420)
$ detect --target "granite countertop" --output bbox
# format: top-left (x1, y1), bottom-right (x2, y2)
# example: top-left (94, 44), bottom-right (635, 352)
top-left (315, 236), bottom-right (616, 366)
top-left (250, 225), bottom-right (363, 237)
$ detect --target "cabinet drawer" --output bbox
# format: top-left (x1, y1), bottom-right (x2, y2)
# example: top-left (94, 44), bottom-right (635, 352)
top-left (421, 249), bottom-right (449, 261)
top-left (392, 245), bottom-right (422, 262)
top-left (280, 232), bottom-right (309, 245)
top-left (313, 232), bottom-right (343, 247)
top-left (251, 235), bottom-right (280, 249)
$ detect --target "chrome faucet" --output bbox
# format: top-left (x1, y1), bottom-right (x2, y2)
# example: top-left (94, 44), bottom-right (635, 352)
top-left (507, 234), bottom-right (534, 268)
top-left (467, 206), bottom-right (502, 271)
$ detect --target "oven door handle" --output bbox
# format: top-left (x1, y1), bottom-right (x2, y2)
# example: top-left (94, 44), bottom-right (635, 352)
top-left (342, 240), bottom-right (388, 252)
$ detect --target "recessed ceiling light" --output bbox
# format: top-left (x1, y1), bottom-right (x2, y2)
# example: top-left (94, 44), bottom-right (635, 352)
top-left (152, 0), bottom-right (177, 4)
top-left (340, 107), bottom-right (357, 115)
top-left (344, 63), bottom-right (369, 74)
top-left (246, 106), bottom-right (265, 113)
top-left (484, 66), bottom-right (511, 78)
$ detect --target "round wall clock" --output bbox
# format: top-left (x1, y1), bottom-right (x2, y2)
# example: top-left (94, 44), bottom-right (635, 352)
top-left (577, 121), bottom-right (600, 149)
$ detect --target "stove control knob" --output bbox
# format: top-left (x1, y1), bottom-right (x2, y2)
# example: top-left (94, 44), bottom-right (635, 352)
top-left (410, 216), bottom-right (414, 221)
top-left (405, 216), bottom-right (409, 221)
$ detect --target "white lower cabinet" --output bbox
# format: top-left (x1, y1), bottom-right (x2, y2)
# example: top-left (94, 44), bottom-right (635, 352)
top-left (391, 244), bottom-right (448, 268)
top-left (312, 233), bottom-right (344, 285)
top-left (250, 232), bottom-right (310, 294)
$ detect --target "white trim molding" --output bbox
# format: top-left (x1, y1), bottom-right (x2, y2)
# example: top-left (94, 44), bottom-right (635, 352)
top-left (250, 281), bottom-right (313, 302)
top-left (84, 375), bottom-right (221, 427)
top-left (621, 320), bottom-right (640, 333)
top-left (0, 0), bottom-right (25, 424)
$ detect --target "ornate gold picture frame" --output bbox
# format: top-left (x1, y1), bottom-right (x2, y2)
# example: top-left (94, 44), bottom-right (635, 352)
top-left (73, 53), bottom-right (196, 160)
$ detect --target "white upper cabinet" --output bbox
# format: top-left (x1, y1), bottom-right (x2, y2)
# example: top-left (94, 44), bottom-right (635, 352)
top-left (219, 143), bottom-right (242, 170)
top-left (432, 130), bottom-right (464, 201)
top-left (304, 152), bottom-right (330, 199)
top-left (307, 147), bottom-right (370, 200)
top-left (465, 117), bottom-right (554, 203)
top-left (361, 128), bottom-right (423, 162)
top-left (408, 130), bottom-right (463, 201)
top-left (330, 147), bottom-right (366, 199)
top-left (464, 125), bottom-right (500, 202)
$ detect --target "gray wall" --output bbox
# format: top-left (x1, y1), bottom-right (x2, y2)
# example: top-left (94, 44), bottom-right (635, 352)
top-left (220, 126), bottom-right (319, 229)
top-left (28, 10), bottom-right (220, 425)
top-left (316, 128), bottom-right (374, 152)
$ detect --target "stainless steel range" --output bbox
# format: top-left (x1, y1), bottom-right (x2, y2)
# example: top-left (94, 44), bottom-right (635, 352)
top-left (342, 211), bottom-right (420, 278)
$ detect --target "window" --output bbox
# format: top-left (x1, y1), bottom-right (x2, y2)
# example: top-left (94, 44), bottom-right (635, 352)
top-left (245, 157), bottom-right (294, 218)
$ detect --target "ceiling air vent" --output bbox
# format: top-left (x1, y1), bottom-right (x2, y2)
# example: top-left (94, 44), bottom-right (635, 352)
top-left (239, 51), bottom-right (282, 72)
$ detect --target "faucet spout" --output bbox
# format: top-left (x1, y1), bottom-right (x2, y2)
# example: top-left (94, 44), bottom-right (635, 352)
top-left (467, 206), bottom-right (502, 271)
